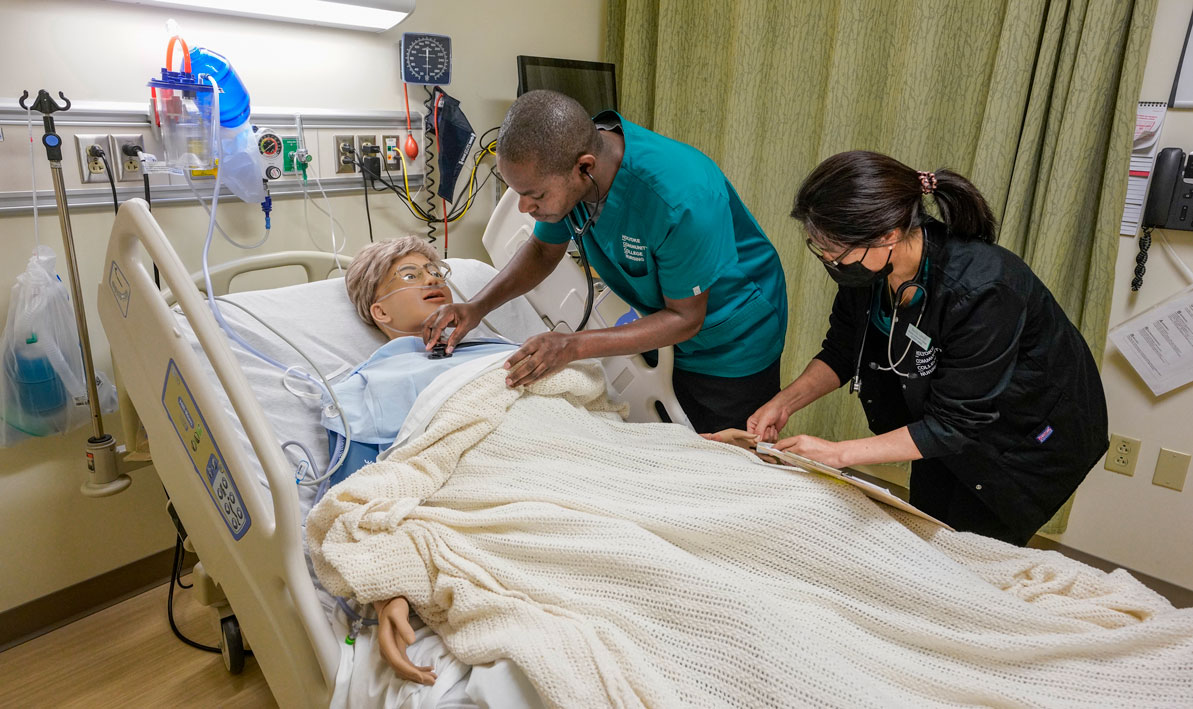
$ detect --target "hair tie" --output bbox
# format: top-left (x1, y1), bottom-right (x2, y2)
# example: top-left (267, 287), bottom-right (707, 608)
top-left (917, 171), bottom-right (937, 195)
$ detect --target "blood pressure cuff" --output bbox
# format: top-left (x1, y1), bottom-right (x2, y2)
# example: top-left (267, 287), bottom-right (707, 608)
top-left (324, 431), bottom-right (384, 490)
top-left (425, 86), bottom-right (476, 203)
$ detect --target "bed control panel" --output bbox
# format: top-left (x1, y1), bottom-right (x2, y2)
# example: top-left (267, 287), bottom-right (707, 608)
top-left (162, 359), bottom-right (251, 540)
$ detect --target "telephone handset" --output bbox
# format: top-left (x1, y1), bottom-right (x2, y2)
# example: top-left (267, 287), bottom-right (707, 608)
top-left (1136, 147), bottom-right (1193, 290)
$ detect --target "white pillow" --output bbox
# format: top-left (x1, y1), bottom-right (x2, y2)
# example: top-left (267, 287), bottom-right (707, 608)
top-left (170, 258), bottom-right (546, 514)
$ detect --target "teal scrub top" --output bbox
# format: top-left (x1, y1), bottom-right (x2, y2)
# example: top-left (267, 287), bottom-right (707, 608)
top-left (534, 112), bottom-right (787, 377)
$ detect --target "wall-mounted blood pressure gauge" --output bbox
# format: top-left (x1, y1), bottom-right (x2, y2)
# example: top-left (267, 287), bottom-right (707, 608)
top-left (401, 32), bottom-right (452, 85)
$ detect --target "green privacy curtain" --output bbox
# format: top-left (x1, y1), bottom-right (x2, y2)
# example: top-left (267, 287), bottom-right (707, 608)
top-left (607, 0), bottom-right (1154, 533)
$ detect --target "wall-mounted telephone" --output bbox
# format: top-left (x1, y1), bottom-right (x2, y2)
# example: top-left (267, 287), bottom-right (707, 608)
top-left (1136, 147), bottom-right (1193, 290)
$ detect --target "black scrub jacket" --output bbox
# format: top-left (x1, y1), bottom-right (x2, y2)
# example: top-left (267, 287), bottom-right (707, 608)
top-left (814, 219), bottom-right (1109, 543)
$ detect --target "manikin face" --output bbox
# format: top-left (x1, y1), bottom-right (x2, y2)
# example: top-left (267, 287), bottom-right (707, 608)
top-left (369, 253), bottom-right (452, 339)
top-left (497, 155), bottom-right (593, 223)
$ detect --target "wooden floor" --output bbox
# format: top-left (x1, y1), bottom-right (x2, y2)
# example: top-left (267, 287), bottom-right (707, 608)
top-left (0, 574), bottom-right (275, 708)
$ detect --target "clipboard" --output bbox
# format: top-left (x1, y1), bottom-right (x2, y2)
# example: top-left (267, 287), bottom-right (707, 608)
top-left (754, 442), bottom-right (953, 530)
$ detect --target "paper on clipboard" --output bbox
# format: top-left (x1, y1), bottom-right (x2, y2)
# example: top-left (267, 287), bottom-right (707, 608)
top-left (754, 442), bottom-right (953, 530)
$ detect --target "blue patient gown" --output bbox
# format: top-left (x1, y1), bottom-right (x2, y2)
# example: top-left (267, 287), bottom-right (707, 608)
top-left (320, 337), bottom-right (517, 488)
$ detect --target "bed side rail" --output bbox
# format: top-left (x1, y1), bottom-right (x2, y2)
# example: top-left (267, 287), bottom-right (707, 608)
top-left (97, 199), bottom-right (338, 707)
top-left (160, 250), bottom-right (352, 304)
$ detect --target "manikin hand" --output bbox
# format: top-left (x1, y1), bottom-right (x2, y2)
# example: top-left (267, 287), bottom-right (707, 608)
top-left (373, 597), bottom-right (437, 686)
top-left (774, 434), bottom-right (848, 469)
top-left (422, 302), bottom-right (483, 354)
top-left (747, 397), bottom-right (792, 443)
top-left (504, 331), bottom-right (577, 387)
top-left (700, 428), bottom-right (759, 450)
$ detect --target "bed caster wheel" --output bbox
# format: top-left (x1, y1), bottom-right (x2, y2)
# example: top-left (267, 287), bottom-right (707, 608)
top-left (220, 615), bottom-right (245, 674)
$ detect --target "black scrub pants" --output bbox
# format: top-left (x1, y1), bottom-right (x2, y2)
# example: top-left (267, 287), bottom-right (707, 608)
top-left (670, 357), bottom-right (782, 434)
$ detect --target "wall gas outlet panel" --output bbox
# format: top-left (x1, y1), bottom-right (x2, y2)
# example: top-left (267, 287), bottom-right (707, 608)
top-left (254, 128), bottom-right (285, 180)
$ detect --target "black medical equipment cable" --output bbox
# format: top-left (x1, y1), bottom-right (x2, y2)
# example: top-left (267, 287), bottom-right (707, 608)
top-left (361, 169), bottom-right (375, 243)
top-left (167, 534), bottom-right (255, 657)
top-left (90, 145), bottom-right (118, 216)
top-left (374, 162), bottom-right (437, 222)
top-left (423, 87), bottom-right (438, 243)
top-left (364, 139), bottom-right (498, 223)
top-left (144, 174), bottom-right (160, 288)
top-left (167, 534), bottom-right (219, 653)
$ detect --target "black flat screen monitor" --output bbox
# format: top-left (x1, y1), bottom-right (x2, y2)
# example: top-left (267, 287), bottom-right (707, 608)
top-left (516, 56), bottom-right (618, 117)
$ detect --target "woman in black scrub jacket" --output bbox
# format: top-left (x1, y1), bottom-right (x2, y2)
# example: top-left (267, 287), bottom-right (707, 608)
top-left (749, 151), bottom-right (1108, 545)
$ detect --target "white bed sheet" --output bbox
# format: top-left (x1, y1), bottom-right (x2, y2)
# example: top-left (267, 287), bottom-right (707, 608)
top-left (168, 258), bottom-right (547, 708)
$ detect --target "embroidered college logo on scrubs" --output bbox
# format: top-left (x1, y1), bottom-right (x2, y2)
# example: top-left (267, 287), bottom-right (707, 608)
top-left (621, 234), bottom-right (645, 262)
top-left (915, 346), bottom-right (941, 376)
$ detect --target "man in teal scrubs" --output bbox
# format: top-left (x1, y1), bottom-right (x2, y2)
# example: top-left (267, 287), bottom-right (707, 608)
top-left (423, 90), bottom-right (786, 432)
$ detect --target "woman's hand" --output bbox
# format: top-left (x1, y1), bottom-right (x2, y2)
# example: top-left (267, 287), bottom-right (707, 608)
top-left (747, 397), bottom-right (792, 443)
top-left (700, 428), bottom-right (758, 450)
top-left (373, 597), bottom-right (437, 686)
top-left (774, 434), bottom-right (849, 469)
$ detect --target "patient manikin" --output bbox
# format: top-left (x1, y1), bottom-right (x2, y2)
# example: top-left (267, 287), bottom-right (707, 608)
top-left (338, 237), bottom-right (518, 686)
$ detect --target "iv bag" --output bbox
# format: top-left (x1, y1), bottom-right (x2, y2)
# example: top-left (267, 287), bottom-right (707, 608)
top-left (0, 247), bottom-right (117, 446)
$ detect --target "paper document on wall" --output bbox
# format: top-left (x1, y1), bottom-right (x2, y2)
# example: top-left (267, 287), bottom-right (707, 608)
top-left (1109, 283), bottom-right (1193, 396)
top-left (1121, 102), bottom-right (1168, 236)
top-left (754, 442), bottom-right (952, 529)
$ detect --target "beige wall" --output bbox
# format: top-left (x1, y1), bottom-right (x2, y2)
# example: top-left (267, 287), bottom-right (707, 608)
top-left (0, 0), bottom-right (605, 612)
top-left (1051, 0), bottom-right (1193, 590)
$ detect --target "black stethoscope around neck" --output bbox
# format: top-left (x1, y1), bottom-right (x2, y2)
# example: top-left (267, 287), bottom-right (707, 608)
top-left (849, 236), bottom-right (930, 394)
top-left (563, 170), bottom-right (602, 333)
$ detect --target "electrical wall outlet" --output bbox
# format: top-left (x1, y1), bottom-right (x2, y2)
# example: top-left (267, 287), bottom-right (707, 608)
top-left (334, 134), bottom-right (356, 174)
top-left (356, 134), bottom-right (378, 156)
top-left (1105, 433), bottom-right (1141, 476)
top-left (357, 134), bottom-right (380, 179)
top-left (111, 133), bottom-right (147, 182)
top-left (1153, 448), bottom-right (1190, 491)
top-left (74, 133), bottom-right (114, 184)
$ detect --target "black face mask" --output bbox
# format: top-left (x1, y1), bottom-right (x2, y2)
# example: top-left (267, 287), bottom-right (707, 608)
top-left (822, 246), bottom-right (893, 288)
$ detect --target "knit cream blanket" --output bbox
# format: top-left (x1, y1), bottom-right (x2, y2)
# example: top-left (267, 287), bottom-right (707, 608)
top-left (307, 362), bottom-right (1193, 708)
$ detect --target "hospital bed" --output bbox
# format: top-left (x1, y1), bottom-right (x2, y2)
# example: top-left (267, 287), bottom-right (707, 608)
top-left (96, 191), bottom-right (689, 708)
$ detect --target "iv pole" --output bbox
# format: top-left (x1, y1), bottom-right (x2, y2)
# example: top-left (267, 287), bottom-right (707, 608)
top-left (19, 89), bottom-right (137, 497)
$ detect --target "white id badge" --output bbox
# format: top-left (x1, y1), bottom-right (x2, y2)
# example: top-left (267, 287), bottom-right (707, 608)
top-left (905, 323), bottom-right (932, 350)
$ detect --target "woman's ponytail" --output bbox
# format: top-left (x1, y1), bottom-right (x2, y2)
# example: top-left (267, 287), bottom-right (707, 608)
top-left (793, 151), bottom-right (998, 247)
top-left (930, 169), bottom-right (997, 243)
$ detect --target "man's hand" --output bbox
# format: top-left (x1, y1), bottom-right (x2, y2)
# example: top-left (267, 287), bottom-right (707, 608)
top-left (422, 302), bottom-right (483, 354)
top-left (373, 597), bottom-right (437, 686)
top-left (747, 396), bottom-right (792, 443)
top-left (700, 428), bottom-right (758, 450)
top-left (504, 331), bottom-right (577, 387)
top-left (774, 434), bottom-right (848, 468)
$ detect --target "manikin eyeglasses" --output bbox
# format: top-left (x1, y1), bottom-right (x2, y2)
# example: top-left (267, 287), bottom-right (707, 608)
top-left (378, 260), bottom-right (452, 290)
top-left (372, 260), bottom-right (454, 357)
